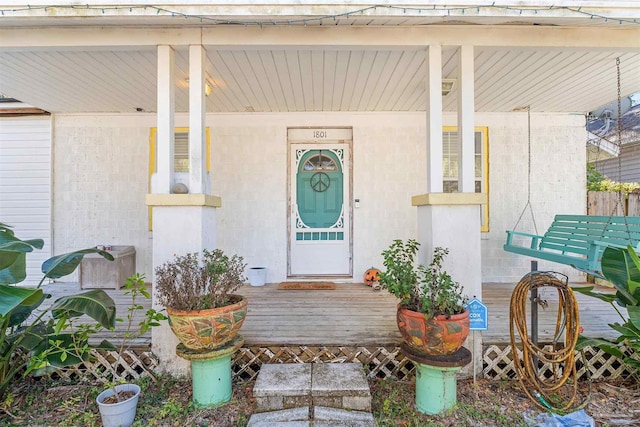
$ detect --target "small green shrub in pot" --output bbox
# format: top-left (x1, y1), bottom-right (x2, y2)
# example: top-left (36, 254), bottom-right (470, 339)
top-left (379, 239), bottom-right (469, 355)
top-left (95, 273), bottom-right (167, 427)
top-left (379, 239), bottom-right (468, 317)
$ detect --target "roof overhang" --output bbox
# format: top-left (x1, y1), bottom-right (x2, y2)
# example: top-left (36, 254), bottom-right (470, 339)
top-left (1, 2), bottom-right (639, 114)
top-left (1, 1), bottom-right (639, 28)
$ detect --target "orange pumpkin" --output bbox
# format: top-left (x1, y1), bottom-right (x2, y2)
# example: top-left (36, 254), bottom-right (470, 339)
top-left (363, 267), bottom-right (381, 286)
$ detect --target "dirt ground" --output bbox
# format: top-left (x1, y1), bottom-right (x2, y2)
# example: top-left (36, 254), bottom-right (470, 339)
top-left (370, 377), bottom-right (640, 427)
top-left (1, 375), bottom-right (638, 426)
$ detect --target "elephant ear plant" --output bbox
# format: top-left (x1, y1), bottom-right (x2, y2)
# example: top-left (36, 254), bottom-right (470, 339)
top-left (0, 222), bottom-right (118, 400)
top-left (574, 245), bottom-right (640, 374)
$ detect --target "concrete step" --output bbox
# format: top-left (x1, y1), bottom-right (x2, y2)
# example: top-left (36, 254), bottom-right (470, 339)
top-left (314, 406), bottom-right (376, 426)
top-left (253, 363), bottom-right (372, 413)
top-left (249, 363), bottom-right (376, 427)
top-left (247, 407), bottom-right (309, 426)
top-left (247, 406), bottom-right (376, 427)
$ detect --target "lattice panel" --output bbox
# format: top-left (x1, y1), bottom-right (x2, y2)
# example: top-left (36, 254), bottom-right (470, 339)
top-left (483, 344), bottom-right (636, 380)
top-left (53, 349), bottom-right (159, 383)
top-left (25, 344), bottom-right (634, 384)
top-left (232, 346), bottom-right (415, 381)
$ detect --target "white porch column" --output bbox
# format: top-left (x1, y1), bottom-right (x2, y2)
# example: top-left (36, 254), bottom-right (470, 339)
top-left (415, 44), bottom-right (485, 377)
top-left (156, 45), bottom-right (175, 194)
top-left (458, 44), bottom-right (475, 193)
top-left (425, 44), bottom-right (443, 193)
top-left (149, 45), bottom-right (221, 376)
top-left (189, 44), bottom-right (208, 195)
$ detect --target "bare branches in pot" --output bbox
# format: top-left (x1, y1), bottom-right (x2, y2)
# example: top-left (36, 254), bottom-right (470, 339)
top-left (155, 249), bottom-right (248, 351)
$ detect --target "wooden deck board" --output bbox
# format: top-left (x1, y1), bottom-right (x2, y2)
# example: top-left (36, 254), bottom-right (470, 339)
top-left (38, 281), bottom-right (622, 348)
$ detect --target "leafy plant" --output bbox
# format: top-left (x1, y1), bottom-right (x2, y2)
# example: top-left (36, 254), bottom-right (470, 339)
top-left (587, 163), bottom-right (640, 194)
top-left (574, 245), bottom-right (640, 373)
top-left (0, 222), bottom-right (117, 399)
top-left (379, 239), bottom-right (467, 317)
top-left (155, 249), bottom-right (247, 311)
top-left (101, 273), bottom-right (166, 403)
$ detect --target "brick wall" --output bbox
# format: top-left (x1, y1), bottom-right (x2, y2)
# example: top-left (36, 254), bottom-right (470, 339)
top-left (477, 112), bottom-right (586, 282)
top-left (52, 111), bottom-right (585, 284)
top-left (53, 115), bottom-right (155, 280)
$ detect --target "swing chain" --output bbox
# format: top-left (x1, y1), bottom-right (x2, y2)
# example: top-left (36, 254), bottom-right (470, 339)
top-left (611, 57), bottom-right (625, 217)
top-left (512, 106), bottom-right (539, 236)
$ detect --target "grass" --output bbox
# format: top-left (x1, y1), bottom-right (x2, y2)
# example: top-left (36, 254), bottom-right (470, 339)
top-left (0, 374), bottom-right (252, 427)
top-left (0, 372), bottom-right (635, 426)
top-left (370, 378), bottom-right (530, 427)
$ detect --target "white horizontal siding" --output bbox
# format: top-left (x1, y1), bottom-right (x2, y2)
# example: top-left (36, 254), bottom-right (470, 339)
top-left (0, 116), bottom-right (52, 286)
top-left (594, 143), bottom-right (640, 183)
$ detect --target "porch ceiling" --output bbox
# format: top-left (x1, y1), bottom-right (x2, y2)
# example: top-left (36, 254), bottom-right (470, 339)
top-left (1, 45), bottom-right (639, 115)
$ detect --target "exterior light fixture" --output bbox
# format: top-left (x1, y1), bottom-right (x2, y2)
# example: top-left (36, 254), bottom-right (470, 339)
top-left (185, 78), bottom-right (213, 96)
top-left (442, 79), bottom-right (456, 96)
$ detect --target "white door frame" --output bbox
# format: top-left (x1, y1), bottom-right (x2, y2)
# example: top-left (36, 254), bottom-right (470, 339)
top-left (287, 127), bottom-right (353, 278)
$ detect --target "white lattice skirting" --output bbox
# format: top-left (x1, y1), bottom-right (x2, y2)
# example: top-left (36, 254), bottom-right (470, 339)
top-left (48, 345), bottom-right (636, 383)
top-left (483, 344), bottom-right (637, 381)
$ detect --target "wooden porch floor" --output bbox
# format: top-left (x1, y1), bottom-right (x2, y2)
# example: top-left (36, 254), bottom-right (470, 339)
top-left (41, 281), bottom-right (621, 348)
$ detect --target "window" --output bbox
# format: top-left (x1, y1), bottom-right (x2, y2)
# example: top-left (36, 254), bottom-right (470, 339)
top-left (148, 127), bottom-right (211, 230)
top-left (442, 127), bottom-right (489, 232)
top-left (149, 127), bottom-right (211, 175)
top-left (302, 152), bottom-right (338, 172)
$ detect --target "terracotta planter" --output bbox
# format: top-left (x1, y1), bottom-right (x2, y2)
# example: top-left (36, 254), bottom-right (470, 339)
top-left (396, 306), bottom-right (470, 356)
top-left (167, 295), bottom-right (247, 351)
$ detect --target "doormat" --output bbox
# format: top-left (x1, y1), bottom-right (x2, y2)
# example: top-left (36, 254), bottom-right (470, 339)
top-left (277, 282), bottom-right (336, 290)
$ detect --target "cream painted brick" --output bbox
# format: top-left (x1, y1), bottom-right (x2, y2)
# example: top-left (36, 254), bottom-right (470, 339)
top-left (51, 111), bottom-right (586, 285)
top-left (53, 115), bottom-right (155, 281)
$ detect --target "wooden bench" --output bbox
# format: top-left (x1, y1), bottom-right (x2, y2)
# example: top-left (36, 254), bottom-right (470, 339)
top-left (504, 215), bottom-right (640, 273)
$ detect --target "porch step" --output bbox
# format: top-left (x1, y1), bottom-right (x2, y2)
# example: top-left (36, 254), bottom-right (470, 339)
top-left (249, 363), bottom-right (375, 426)
top-left (246, 406), bottom-right (376, 427)
top-left (253, 363), bottom-right (371, 413)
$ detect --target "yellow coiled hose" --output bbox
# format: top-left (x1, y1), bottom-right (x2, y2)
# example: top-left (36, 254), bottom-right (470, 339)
top-left (509, 272), bottom-right (584, 412)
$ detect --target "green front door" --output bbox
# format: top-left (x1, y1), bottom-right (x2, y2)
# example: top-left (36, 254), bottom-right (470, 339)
top-left (289, 141), bottom-right (351, 276)
top-left (296, 150), bottom-right (343, 230)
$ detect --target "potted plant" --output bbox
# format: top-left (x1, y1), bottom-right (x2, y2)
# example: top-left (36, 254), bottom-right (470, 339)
top-left (95, 273), bottom-right (167, 427)
top-left (379, 239), bottom-right (470, 355)
top-left (155, 249), bottom-right (247, 350)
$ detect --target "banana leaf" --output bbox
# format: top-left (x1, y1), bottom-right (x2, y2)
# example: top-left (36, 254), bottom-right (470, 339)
top-left (8, 322), bottom-right (51, 351)
top-left (0, 229), bottom-right (43, 271)
top-left (34, 333), bottom-right (91, 366)
top-left (0, 252), bottom-right (27, 285)
top-left (50, 290), bottom-right (117, 330)
top-left (42, 249), bottom-right (114, 280)
top-left (600, 246), bottom-right (640, 307)
top-left (0, 285), bottom-right (44, 317)
top-left (572, 286), bottom-right (616, 304)
top-left (28, 338), bottom-right (117, 377)
top-left (629, 305), bottom-right (640, 330)
top-left (8, 293), bottom-right (47, 327)
top-left (575, 336), bottom-right (625, 358)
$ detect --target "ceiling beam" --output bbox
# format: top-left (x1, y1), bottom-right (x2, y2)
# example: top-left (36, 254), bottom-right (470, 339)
top-left (1, 26), bottom-right (638, 50)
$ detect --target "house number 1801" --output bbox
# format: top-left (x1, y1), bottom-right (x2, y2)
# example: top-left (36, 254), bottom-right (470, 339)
top-left (313, 130), bottom-right (327, 139)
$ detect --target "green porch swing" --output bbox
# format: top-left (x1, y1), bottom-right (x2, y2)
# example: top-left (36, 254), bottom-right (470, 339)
top-left (503, 61), bottom-right (640, 275)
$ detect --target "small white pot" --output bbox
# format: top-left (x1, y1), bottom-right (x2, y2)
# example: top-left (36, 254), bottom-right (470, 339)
top-left (96, 383), bottom-right (141, 427)
top-left (248, 267), bottom-right (267, 286)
